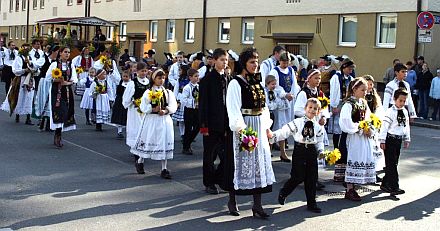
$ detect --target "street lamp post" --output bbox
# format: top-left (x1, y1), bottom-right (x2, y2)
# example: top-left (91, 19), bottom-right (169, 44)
top-left (26, 0), bottom-right (30, 43)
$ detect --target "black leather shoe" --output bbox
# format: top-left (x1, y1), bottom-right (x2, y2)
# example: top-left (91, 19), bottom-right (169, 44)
top-left (15, 115), bottom-right (20, 123)
top-left (316, 181), bottom-right (325, 190)
top-left (380, 184), bottom-right (392, 193)
top-left (390, 188), bottom-right (405, 196)
top-left (182, 148), bottom-right (193, 155)
top-left (205, 185), bottom-right (219, 195)
top-left (376, 175), bottom-right (383, 183)
top-left (278, 193), bottom-right (286, 205)
top-left (227, 201), bottom-right (240, 216)
top-left (25, 119), bottom-right (34, 125)
top-left (135, 163), bottom-right (145, 174)
top-left (161, 169), bottom-right (172, 179)
top-left (252, 207), bottom-right (270, 219)
top-left (307, 204), bottom-right (322, 213)
top-left (280, 156), bottom-right (291, 163)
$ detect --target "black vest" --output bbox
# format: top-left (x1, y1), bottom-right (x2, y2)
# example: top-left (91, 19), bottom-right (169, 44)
top-left (302, 86), bottom-right (324, 99)
top-left (234, 76), bottom-right (265, 110)
top-left (346, 97), bottom-right (366, 123)
top-left (133, 78), bottom-right (149, 99)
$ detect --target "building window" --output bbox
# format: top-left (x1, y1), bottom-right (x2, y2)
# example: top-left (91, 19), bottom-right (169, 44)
top-left (77, 0), bottom-right (83, 4)
top-left (242, 18), bottom-right (254, 44)
top-left (133, 0), bottom-right (140, 12)
top-left (119, 22), bottom-right (127, 41)
top-left (40, 0), bottom-right (44, 9)
top-left (22, 0), bottom-right (26, 11)
top-left (15, 0), bottom-right (19, 11)
top-left (67, 0), bottom-right (73, 6)
top-left (22, 26), bottom-right (26, 40)
top-left (95, 0), bottom-right (101, 2)
top-left (166, 19), bottom-right (175, 42)
top-left (15, 26), bottom-right (19, 39)
top-left (40, 24), bottom-right (45, 36)
top-left (10, 0), bottom-right (13, 12)
top-left (338, 15), bottom-right (357, 46)
top-left (150, 20), bottom-right (158, 42)
top-left (9, 27), bottom-right (13, 39)
top-left (52, 6), bottom-right (57, 16)
top-left (106, 27), bottom-right (114, 41)
top-left (218, 19), bottom-right (230, 43)
top-left (376, 13), bottom-right (397, 48)
top-left (33, 0), bottom-right (37, 9)
top-left (185, 19), bottom-right (195, 43)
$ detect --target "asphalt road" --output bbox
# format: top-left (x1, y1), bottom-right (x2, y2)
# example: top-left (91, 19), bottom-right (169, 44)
top-left (0, 83), bottom-right (439, 231)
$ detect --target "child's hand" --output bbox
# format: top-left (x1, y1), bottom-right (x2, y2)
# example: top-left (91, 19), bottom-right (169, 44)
top-left (319, 117), bottom-right (326, 126)
top-left (158, 109), bottom-right (166, 116)
top-left (380, 143), bottom-right (386, 150)
top-left (285, 93), bottom-right (293, 101)
top-left (266, 129), bottom-right (273, 139)
top-left (364, 129), bottom-right (372, 138)
top-left (404, 141), bottom-right (410, 149)
top-left (152, 105), bottom-right (160, 112)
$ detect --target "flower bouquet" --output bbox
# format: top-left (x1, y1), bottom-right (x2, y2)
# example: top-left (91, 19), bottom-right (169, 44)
top-left (317, 96), bottom-right (330, 110)
top-left (319, 148), bottom-right (341, 165)
top-left (75, 67), bottom-right (84, 75)
top-left (359, 113), bottom-right (382, 133)
top-left (239, 127), bottom-right (259, 153)
top-left (52, 68), bottom-right (63, 80)
top-left (133, 98), bottom-right (142, 114)
top-left (148, 90), bottom-right (164, 107)
top-left (18, 47), bottom-right (30, 57)
top-left (93, 83), bottom-right (106, 98)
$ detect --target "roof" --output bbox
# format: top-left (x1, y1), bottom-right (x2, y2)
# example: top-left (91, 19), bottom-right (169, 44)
top-left (37, 16), bottom-right (117, 27)
top-left (261, 33), bottom-right (314, 40)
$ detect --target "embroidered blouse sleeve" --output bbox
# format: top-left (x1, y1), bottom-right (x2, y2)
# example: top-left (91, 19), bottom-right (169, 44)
top-left (122, 81), bottom-right (135, 109)
top-left (140, 89), bottom-right (153, 114)
top-left (166, 89), bottom-right (178, 114)
top-left (294, 91), bottom-right (307, 118)
top-left (382, 82), bottom-right (393, 108)
top-left (329, 74), bottom-right (340, 108)
top-left (270, 120), bottom-right (298, 144)
top-left (378, 108), bottom-right (393, 143)
top-left (45, 62), bottom-right (57, 80)
top-left (403, 109), bottom-right (411, 142)
top-left (226, 79), bottom-right (247, 132)
top-left (12, 56), bottom-right (25, 76)
top-left (70, 62), bottom-right (78, 83)
top-left (89, 82), bottom-right (96, 97)
top-left (339, 103), bottom-right (360, 134)
top-left (315, 125), bottom-right (325, 154)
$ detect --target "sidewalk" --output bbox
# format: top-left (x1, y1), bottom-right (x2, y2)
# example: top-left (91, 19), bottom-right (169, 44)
top-left (411, 117), bottom-right (440, 130)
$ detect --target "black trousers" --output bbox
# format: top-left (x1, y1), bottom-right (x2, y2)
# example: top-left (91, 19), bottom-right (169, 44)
top-left (280, 143), bottom-right (318, 206)
top-left (382, 135), bottom-right (402, 190)
top-left (2, 65), bottom-right (13, 93)
top-left (202, 130), bottom-right (225, 187)
top-left (183, 108), bottom-right (199, 150)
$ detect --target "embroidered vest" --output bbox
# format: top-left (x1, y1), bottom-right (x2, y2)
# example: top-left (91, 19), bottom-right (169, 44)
top-left (336, 72), bottom-right (353, 100)
top-left (275, 66), bottom-right (294, 93)
top-left (178, 77), bottom-right (190, 93)
top-left (57, 61), bottom-right (72, 81)
top-left (346, 97), bottom-right (366, 123)
top-left (94, 78), bottom-right (108, 94)
top-left (133, 78), bottom-right (149, 99)
top-left (302, 86), bottom-right (324, 99)
top-left (234, 76), bottom-right (265, 110)
top-left (80, 56), bottom-right (92, 70)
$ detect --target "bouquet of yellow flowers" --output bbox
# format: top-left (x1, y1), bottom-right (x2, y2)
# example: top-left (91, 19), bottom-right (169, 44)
top-left (148, 90), bottom-right (164, 105)
top-left (359, 113), bottom-right (382, 133)
top-left (133, 98), bottom-right (143, 113)
top-left (75, 67), bottom-right (84, 74)
top-left (319, 148), bottom-right (341, 165)
top-left (94, 84), bottom-right (107, 94)
top-left (18, 47), bottom-right (30, 57)
top-left (317, 96), bottom-right (330, 110)
top-left (99, 55), bottom-right (108, 65)
top-left (52, 68), bottom-right (62, 80)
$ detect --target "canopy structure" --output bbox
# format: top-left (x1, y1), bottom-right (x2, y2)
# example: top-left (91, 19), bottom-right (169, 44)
top-left (37, 16), bottom-right (117, 27)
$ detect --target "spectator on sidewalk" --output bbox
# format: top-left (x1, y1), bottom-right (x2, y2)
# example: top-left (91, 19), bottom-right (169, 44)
top-left (413, 56), bottom-right (425, 78)
top-left (429, 69), bottom-right (440, 121)
top-left (406, 61), bottom-right (418, 113)
top-left (383, 59), bottom-right (400, 84)
top-left (416, 63), bottom-right (434, 119)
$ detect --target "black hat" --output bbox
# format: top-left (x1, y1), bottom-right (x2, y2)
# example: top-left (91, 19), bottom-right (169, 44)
top-left (206, 49), bottom-right (214, 58)
top-left (196, 52), bottom-right (204, 61)
top-left (417, 56), bottom-right (424, 61)
top-left (147, 49), bottom-right (156, 55)
top-left (340, 58), bottom-right (355, 70)
top-left (320, 54), bottom-right (331, 61)
top-left (335, 56), bottom-right (345, 62)
top-left (164, 52), bottom-right (173, 60)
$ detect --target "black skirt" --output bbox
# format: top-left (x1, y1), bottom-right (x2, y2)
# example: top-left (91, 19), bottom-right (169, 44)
top-left (51, 83), bottom-right (76, 127)
top-left (111, 95), bottom-right (127, 126)
top-left (219, 130), bottom-right (273, 195)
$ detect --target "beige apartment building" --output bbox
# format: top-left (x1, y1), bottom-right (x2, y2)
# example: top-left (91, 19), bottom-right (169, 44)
top-left (1, 0), bottom-right (439, 82)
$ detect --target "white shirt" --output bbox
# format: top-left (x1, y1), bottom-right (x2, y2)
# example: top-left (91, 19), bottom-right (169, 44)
top-left (122, 77), bottom-right (149, 109)
top-left (379, 105), bottom-right (411, 142)
top-left (294, 87), bottom-right (330, 119)
top-left (270, 116), bottom-right (325, 154)
top-left (29, 48), bottom-right (45, 69)
top-left (383, 78), bottom-right (417, 118)
top-left (168, 62), bottom-right (182, 87)
top-left (330, 71), bottom-right (353, 108)
top-left (0, 47), bottom-right (6, 66)
top-left (45, 61), bottom-right (78, 83)
top-left (260, 57), bottom-right (277, 84)
top-left (89, 78), bottom-right (115, 101)
top-left (181, 82), bottom-right (199, 109)
top-left (198, 65), bottom-right (211, 79)
top-left (3, 48), bottom-right (18, 66)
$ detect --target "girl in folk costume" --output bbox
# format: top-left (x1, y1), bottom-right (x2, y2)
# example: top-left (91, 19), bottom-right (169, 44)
top-left (329, 58), bottom-right (355, 182)
top-left (363, 75), bottom-right (385, 182)
top-left (122, 62), bottom-right (149, 167)
top-left (97, 50), bottom-right (121, 98)
top-left (293, 69), bottom-right (330, 190)
top-left (172, 64), bottom-right (190, 140)
top-left (340, 77), bottom-right (376, 201)
top-left (72, 47), bottom-right (94, 96)
top-left (1, 44), bottom-right (39, 125)
top-left (45, 47), bottom-right (78, 148)
top-left (79, 67), bottom-right (96, 125)
top-left (89, 69), bottom-right (115, 131)
top-left (224, 47), bottom-right (275, 219)
top-left (111, 70), bottom-right (131, 138)
top-left (129, 62), bottom-right (137, 80)
top-left (131, 69), bottom-right (178, 179)
top-left (269, 52), bottom-right (300, 162)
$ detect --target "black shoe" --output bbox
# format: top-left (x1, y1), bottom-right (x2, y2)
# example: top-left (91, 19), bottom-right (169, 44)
top-left (15, 115), bottom-right (20, 123)
top-left (376, 175), bottom-right (383, 183)
top-left (280, 156), bottom-right (291, 163)
top-left (161, 169), bottom-right (172, 179)
top-left (25, 119), bottom-right (34, 125)
top-left (86, 120), bottom-right (92, 125)
top-left (316, 181), bottom-right (325, 190)
top-left (96, 124), bottom-right (103, 131)
top-left (227, 201), bottom-right (240, 216)
top-left (182, 148), bottom-right (193, 155)
top-left (307, 204), bottom-right (322, 213)
top-left (205, 185), bottom-right (219, 195)
top-left (390, 188), bottom-right (405, 196)
top-left (135, 162), bottom-right (145, 174)
top-left (117, 132), bottom-right (124, 139)
top-left (278, 193), bottom-right (286, 205)
top-left (380, 184), bottom-right (392, 193)
top-left (252, 207), bottom-right (270, 219)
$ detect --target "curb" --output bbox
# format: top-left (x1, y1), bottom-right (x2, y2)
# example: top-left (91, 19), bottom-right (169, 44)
top-left (411, 121), bottom-right (440, 130)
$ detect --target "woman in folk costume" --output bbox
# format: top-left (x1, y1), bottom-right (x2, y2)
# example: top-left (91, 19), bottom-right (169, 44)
top-left (329, 58), bottom-right (355, 182)
top-left (1, 44), bottom-right (40, 125)
top-left (340, 77), bottom-right (376, 201)
top-left (79, 67), bottom-right (97, 125)
top-left (172, 64), bottom-right (191, 139)
top-left (131, 69), bottom-right (177, 179)
top-left (268, 51), bottom-right (300, 162)
top-left (72, 47), bottom-right (94, 96)
top-left (363, 75), bottom-right (385, 182)
top-left (45, 46), bottom-right (78, 148)
top-left (89, 68), bottom-right (115, 131)
top-left (224, 47), bottom-right (275, 219)
top-left (122, 62), bottom-right (149, 173)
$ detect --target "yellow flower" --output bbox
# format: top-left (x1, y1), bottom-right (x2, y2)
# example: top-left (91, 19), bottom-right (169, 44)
top-left (75, 67), bottom-right (83, 74)
top-left (370, 113), bottom-right (382, 129)
top-left (52, 68), bottom-right (62, 79)
top-left (359, 120), bottom-right (369, 130)
top-left (317, 96), bottom-right (330, 109)
top-left (133, 98), bottom-right (142, 107)
top-left (326, 148), bottom-right (342, 165)
top-left (99, 55), bottom-right (107, 64)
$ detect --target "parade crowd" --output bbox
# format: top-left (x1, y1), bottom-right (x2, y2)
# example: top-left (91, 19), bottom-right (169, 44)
top-left (0, 36), bottom-right (432, 218)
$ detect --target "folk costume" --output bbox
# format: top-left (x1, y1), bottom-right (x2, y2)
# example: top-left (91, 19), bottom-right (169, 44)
top-left (1, 47), bottom-right (18, 93)
top-left (122, 76), bottom-right (149, 147)
top-left (225, 74), bottom-right (275, 195)
top-left (181, 82), bottom-right (200, 153)
top-left (383, 78), bottom-right (417, 118)
top-left (339, 97), bottom-right (376, 185)
top-left (172, 75), bottom-right (190, 137)
top-left (72, 53), bottom-right (94, 95)
top-left (89, 77), bottom-right (115, 126)
top-left (111, 79), bottom-right (130, 136)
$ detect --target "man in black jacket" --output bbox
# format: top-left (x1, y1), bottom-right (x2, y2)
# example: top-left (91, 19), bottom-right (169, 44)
top-left (199, 48), bottom-right (230, 195)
